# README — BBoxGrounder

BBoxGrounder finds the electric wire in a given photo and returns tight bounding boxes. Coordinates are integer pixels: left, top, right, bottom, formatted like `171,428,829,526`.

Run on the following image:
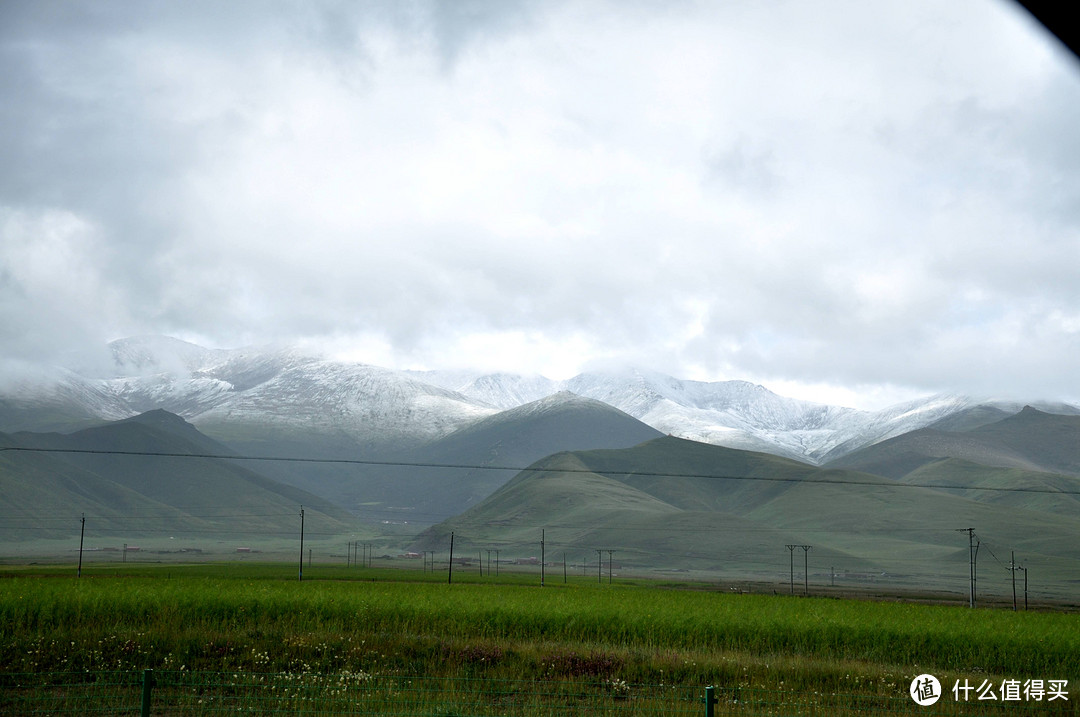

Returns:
3,445,1079,495
2,446,1071,584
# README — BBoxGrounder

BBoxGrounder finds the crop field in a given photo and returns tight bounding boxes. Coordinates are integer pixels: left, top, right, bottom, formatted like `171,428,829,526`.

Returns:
1,563,1077,714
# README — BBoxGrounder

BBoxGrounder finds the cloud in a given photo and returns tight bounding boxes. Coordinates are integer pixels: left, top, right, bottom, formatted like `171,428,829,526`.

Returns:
1,0,1078,407
0,208,129,360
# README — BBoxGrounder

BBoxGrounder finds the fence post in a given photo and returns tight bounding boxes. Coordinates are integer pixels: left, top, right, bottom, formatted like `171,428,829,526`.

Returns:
704,685,716,717
141,669,154,717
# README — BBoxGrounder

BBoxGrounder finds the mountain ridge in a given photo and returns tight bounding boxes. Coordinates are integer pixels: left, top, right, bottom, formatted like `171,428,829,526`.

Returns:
261,390,665,523
410,434,1080,595
0,409,352,540
2,335,1077,466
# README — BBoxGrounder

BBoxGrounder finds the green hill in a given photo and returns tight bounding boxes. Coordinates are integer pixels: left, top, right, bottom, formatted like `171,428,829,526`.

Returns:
246,392,664,526
0,410,352,542
828,407,1080,480
824,427,1041,479
0,397,105,434
966,406,1080,475
899,458,1080,515
413,436,1080,598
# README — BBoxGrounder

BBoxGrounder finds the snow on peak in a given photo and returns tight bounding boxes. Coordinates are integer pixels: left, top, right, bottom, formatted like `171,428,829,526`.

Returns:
106,335,227,378
7,336,1076,463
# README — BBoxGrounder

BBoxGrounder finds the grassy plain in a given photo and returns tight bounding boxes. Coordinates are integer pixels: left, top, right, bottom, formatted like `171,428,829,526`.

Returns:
2,562,1077,710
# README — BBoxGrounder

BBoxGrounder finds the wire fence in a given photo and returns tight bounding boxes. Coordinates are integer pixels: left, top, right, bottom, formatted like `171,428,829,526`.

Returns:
1,671,1071,716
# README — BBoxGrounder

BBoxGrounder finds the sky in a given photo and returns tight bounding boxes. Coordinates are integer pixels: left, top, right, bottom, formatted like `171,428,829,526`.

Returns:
1,1,1079,410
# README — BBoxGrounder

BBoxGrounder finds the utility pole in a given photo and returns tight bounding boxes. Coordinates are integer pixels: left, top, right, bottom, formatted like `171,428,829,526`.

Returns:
607,550,616,584
956,528,978,608
298,506,305,582
78,514,85,578
448,532,455,585
801,546,811,596
495,550,499,576
1010,551,1018,612
596,550,603,584
786,545,796,595
541,530,545,587
563,553,567,584
1022,566,1028,610
478,551,483,576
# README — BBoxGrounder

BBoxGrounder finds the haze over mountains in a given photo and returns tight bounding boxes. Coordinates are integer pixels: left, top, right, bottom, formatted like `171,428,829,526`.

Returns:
0,409,350,541
415,430,1080,597
4,336,1075,465
3,336,1080,597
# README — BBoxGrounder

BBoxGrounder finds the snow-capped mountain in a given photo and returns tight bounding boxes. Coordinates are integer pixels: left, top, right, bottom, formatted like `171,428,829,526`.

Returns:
2,337,496,448
2,336,1076,463
421,367,996,462
190,352,494,445
408,370,559,410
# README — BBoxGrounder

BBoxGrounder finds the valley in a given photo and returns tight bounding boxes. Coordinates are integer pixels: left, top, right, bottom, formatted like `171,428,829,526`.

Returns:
1,336,1079,604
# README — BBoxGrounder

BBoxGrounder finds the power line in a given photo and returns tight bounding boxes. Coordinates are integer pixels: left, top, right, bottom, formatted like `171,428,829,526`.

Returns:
0,514,1053,545
3,445,1079,496
974,533,1013,573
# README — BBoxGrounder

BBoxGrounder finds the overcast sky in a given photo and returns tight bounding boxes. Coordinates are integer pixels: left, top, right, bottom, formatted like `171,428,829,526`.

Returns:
2,1,1079,409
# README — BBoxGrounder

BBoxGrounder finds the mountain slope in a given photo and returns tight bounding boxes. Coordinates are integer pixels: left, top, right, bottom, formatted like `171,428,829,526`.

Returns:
413,436,824,552
0,364,132,433
413,436,1080,597
826,407,1080,479
408,370,560,410
2,337,1079,468
290,392,665,523
192,352,495,450
428,367,1045,464
822,427,1042,479
898,458,1080,516
965,407,1080,476
0,410,351,540
4,337,497,457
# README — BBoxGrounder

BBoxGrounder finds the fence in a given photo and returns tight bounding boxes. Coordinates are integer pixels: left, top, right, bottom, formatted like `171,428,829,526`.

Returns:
2,670,1070,716
3,671,693,715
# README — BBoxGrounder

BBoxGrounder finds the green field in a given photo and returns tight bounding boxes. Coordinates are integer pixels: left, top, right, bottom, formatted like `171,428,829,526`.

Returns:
1,563,1077,714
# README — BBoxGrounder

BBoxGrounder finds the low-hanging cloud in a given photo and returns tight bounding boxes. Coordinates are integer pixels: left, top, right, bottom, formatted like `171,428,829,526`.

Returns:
1,0,1078,408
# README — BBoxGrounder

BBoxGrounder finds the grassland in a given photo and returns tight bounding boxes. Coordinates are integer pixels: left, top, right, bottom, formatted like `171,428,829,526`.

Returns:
2,563,1077,713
